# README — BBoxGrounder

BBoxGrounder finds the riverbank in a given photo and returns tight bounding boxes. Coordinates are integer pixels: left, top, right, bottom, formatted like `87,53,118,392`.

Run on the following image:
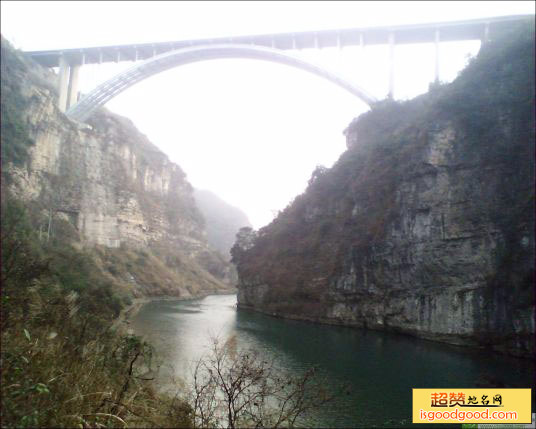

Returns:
236,303,533,360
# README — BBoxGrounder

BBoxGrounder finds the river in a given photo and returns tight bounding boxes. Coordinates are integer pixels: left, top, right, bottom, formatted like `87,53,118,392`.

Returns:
130,294,533,428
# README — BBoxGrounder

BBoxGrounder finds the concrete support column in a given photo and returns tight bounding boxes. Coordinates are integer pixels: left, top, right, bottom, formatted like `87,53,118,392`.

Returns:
57,55,70,112
388,32,395,99
483,22,490,43
434,29,440,83
67,64,80,109
357,33,365,83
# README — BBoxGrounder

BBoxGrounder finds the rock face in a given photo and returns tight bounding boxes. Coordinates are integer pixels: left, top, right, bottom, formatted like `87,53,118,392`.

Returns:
234,23,535,357
1,37,234,296
193,188,252,259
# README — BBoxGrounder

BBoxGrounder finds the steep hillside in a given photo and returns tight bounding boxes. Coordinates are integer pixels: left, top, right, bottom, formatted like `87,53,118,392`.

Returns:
1,36,234,298
233,22,535,357
194,188,252,258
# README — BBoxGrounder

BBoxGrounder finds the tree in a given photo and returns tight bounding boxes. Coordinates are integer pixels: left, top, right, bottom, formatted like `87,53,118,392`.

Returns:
230,227,257,266
307,165,328,187
189,335,341,429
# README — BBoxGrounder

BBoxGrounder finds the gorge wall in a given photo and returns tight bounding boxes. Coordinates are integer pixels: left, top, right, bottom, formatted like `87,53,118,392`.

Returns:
1,37,235,298
233,23,535,357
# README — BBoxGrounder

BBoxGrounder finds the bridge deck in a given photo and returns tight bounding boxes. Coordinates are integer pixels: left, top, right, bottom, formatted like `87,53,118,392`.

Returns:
25,14,532,67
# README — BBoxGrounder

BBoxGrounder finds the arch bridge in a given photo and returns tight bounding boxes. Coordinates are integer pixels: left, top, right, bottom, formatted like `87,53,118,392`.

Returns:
24,14,532,122
68,44,377,122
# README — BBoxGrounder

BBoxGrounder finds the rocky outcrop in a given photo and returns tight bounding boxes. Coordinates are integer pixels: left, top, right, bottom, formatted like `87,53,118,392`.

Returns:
1,36,234,297
234,23,535,357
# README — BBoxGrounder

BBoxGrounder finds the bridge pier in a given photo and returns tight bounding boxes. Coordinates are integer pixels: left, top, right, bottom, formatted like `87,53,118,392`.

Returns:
57,56,81,113
484,22,490,43
67,64,80,110
388,32,395,99
434,29,440,83
57,56,70,112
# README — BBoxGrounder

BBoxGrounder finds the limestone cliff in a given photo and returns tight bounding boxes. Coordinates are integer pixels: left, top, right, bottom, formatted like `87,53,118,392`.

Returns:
1,36,234,298
233,23,535,357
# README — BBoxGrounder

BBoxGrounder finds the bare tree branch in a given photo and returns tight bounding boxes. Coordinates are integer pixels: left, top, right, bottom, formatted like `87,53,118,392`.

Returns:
188,334,340,428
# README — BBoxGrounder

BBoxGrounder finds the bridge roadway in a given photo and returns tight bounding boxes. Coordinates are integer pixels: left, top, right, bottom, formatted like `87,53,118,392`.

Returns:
25,15,530,68
22,14,533,118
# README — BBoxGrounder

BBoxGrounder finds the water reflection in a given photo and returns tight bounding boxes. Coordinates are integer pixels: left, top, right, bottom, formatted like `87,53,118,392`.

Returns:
130,294,534,428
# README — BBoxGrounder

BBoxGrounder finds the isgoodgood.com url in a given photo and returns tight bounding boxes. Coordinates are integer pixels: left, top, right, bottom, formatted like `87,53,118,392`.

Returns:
420,408,518,422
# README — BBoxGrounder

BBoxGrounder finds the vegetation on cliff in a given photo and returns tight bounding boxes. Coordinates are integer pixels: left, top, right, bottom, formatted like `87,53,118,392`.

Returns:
0,38,35,171
1,36,58,172
232,21,535,355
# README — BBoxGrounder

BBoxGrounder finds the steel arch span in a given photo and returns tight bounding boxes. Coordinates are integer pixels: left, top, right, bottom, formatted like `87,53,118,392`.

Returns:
66,44,377,122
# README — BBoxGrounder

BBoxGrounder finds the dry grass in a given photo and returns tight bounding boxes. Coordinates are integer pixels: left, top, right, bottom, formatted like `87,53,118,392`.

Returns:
1,283,193,428
95,245,227,299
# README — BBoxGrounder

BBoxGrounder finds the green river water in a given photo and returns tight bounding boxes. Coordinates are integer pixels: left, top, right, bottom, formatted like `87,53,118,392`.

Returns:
130,294,534,428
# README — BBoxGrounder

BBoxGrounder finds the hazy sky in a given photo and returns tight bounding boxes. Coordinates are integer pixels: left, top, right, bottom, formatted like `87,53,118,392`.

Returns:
1,1,533,228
